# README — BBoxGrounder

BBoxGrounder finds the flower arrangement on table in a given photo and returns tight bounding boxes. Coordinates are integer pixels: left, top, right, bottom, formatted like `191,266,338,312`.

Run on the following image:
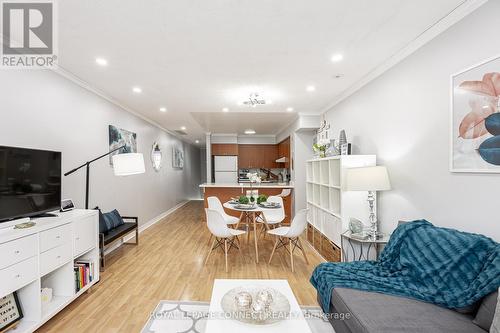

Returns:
313,138,330,158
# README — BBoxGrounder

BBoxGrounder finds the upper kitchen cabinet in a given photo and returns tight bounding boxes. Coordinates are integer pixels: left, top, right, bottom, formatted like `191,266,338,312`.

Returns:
238,144,278,169
277,137,291,168
211,144,238,156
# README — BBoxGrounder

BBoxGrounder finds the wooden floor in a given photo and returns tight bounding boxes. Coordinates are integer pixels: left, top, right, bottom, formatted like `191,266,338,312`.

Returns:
37,201,324,333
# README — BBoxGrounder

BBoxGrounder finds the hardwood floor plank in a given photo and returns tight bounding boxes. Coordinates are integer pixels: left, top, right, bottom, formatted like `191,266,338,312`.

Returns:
37,201,323,332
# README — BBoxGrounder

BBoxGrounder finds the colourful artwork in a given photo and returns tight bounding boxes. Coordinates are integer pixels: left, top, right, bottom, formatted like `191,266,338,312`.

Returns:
451,56,500,172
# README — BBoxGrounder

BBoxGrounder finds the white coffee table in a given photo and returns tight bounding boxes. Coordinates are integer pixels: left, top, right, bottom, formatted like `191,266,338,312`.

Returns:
205,279,312,333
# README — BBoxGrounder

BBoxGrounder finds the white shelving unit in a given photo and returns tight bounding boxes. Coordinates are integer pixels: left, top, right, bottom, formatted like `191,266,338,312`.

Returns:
305,155,376,261
0,209,99,333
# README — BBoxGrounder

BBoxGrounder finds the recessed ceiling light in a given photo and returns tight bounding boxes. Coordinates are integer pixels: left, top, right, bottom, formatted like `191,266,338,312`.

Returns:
286,107,294,112
195,140,200,144
306,85,316,92
95,57,108,66
244,129,256,135
330,54,344,62
222,107,229,112
132,86,142,93
180,126,187,131
159,107,167,112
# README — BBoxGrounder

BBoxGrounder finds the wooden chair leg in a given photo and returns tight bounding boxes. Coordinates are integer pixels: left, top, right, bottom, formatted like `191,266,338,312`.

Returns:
205,237,217,265
268,236,279,264
289,238,294,273
224,239,228,273
135,227,139,245
207,234,213,247
298,238,309,264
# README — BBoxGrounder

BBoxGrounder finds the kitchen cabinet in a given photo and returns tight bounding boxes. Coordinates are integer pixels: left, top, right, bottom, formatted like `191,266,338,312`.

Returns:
211,144,238,156
277,137,291,168
238,145,277,169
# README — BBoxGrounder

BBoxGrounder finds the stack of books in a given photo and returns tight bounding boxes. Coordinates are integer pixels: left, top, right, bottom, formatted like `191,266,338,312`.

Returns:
74,260,95,293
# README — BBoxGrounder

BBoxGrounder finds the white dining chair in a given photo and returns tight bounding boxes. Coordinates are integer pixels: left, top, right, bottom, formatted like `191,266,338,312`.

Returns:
207,196,240,225
277,188,291,197
257,196,285,238
205,209,246,272
267,209,309,272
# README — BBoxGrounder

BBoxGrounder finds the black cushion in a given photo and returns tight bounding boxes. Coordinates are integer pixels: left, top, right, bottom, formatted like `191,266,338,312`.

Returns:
102,222,137,245
101,209,124,233
473,291,499,331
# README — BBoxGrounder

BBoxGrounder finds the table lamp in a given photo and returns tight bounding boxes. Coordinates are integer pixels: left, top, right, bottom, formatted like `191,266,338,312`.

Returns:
345,166,391,240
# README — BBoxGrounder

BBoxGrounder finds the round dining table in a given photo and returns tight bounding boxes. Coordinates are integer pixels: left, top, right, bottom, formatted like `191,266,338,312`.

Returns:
223,201,273,263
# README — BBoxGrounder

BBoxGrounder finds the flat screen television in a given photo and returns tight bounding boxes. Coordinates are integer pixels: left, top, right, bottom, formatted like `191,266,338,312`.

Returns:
0,146,61,222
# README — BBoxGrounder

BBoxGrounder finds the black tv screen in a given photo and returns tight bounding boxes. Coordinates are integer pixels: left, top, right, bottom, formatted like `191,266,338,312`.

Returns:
0,146,61,222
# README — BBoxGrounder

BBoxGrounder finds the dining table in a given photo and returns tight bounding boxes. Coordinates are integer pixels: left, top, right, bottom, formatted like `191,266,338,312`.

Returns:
223,201,274,263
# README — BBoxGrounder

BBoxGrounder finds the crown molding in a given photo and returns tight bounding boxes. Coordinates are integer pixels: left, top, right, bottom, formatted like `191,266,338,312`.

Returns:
320,0,488,114
52,66,194,145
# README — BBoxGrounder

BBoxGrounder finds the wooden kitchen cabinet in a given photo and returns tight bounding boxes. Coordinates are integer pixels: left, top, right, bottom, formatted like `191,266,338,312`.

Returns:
277,137,291,168
238,144,277,169
211,144,238,156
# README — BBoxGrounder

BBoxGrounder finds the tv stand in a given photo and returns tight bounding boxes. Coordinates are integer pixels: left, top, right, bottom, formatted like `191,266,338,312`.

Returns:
0,209,99,333
31,212,59,219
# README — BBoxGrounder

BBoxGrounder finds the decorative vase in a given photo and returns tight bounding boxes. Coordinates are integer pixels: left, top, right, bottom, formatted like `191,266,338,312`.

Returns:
339,130,347,147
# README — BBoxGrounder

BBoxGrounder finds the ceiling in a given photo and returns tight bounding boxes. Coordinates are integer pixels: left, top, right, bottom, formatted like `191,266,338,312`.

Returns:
57,0,472,144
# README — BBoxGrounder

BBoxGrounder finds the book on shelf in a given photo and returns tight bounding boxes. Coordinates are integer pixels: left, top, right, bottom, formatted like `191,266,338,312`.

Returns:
74,260,95,293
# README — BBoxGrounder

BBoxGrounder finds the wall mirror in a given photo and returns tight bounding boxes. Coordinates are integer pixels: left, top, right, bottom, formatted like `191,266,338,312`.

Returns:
151,142,162,171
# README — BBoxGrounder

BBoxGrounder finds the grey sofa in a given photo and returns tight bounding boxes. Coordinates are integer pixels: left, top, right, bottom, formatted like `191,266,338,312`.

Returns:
324,288,498,333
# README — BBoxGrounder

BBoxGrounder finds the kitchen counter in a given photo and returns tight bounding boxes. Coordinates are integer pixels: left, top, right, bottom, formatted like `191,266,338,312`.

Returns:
200,183,294,224
199,182,294,189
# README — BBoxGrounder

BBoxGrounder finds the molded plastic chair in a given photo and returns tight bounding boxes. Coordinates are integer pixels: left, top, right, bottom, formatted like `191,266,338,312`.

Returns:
204,209,245,272
277,188,291,197
267,209,309,272
207,196,240,225
257,196,286,238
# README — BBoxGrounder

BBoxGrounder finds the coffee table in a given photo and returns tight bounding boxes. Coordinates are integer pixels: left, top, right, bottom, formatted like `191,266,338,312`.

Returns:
205,279,312,333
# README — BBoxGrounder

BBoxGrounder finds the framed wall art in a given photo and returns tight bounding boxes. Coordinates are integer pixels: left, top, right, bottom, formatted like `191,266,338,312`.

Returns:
450,55,500,173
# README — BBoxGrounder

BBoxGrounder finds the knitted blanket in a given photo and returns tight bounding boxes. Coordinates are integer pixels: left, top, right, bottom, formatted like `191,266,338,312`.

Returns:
311,220,500,312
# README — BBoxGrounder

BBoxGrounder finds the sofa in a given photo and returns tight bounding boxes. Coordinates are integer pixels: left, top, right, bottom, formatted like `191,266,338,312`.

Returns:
324,288,498,333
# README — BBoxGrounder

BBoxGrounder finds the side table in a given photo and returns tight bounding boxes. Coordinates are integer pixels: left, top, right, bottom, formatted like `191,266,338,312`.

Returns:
340,231,390,262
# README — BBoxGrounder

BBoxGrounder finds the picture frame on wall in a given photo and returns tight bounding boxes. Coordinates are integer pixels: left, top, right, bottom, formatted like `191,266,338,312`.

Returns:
0,292,23,332
450,54,500,173
172,144,184,169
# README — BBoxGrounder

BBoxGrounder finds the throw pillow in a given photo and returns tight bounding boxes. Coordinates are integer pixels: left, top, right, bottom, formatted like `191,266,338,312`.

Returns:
102,209,125,233
94,207,108,234
490,289,500,333
473,290,499,331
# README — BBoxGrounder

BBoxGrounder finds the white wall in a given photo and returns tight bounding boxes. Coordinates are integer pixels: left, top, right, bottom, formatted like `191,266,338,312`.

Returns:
0,69,201,226
276,118,316,215
323,0,500,241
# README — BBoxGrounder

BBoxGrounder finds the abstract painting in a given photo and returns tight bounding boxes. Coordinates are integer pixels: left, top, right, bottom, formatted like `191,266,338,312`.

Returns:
451,55,500,173
172,144,184,169
108,125,137,165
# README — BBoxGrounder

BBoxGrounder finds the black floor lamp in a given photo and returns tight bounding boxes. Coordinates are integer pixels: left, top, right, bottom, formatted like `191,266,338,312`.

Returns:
64,145,145,209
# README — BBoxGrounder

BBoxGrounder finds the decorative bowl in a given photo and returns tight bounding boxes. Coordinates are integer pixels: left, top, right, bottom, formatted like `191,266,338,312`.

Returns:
221,286,290,325
235,203,256,210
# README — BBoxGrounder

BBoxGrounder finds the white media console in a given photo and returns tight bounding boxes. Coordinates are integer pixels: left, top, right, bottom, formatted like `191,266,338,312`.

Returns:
0,209,99,332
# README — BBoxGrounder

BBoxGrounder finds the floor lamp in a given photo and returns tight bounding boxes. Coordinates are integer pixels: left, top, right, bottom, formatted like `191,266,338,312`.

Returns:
345,166,391,240
64,145,145,209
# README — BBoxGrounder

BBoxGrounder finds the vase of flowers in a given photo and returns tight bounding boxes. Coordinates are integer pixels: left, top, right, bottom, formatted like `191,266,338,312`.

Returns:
247,172,261,204
313,138,330,158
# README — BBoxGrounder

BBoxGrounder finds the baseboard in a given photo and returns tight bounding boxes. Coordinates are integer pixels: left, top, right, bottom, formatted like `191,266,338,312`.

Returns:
104,200,189,255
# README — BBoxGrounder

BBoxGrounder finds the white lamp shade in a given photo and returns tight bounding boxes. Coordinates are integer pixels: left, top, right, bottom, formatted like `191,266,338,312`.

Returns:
345,166,391,191
112,153,145,176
